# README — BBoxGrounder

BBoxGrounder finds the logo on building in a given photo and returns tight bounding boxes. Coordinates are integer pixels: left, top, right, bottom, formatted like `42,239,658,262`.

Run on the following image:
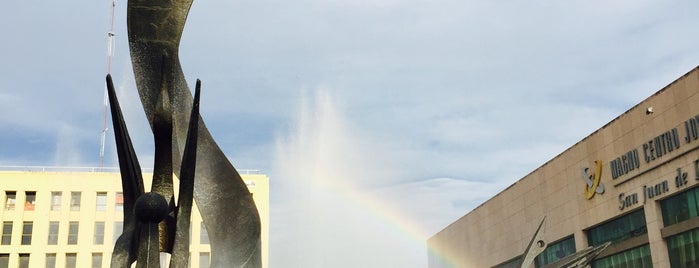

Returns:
583,160,605,199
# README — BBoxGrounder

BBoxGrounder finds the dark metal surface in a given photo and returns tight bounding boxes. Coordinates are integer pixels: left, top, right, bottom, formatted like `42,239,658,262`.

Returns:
108,73,238,267
107,1,261,267
107,74,142,267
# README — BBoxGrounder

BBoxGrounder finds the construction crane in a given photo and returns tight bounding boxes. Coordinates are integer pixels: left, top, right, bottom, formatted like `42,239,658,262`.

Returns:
100,0,117,170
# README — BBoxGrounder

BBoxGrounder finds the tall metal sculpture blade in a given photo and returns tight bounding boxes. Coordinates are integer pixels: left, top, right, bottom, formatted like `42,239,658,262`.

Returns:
169,80,201,268
106,74,145,266
151,54,176,253
520,218,547,268
127,1,261,267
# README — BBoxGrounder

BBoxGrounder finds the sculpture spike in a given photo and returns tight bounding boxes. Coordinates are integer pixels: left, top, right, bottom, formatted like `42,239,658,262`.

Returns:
169,79,201,268
106,74,145,267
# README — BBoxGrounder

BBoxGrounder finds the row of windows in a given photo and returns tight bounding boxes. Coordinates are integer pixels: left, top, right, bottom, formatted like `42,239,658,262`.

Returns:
0,252,212,268
588,185,699,268
0,221,209,246
3,191,124,212
493,236,578,268
661,186,699,267
0,253,75,268
534,236,576,267
497,185,699,268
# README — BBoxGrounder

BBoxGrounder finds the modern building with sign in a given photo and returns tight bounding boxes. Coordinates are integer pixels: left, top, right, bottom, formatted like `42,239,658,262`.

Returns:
0,168,269,268
428,66,699,268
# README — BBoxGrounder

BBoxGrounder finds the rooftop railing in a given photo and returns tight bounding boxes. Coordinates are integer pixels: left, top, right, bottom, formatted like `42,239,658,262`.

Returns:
0,166,262,174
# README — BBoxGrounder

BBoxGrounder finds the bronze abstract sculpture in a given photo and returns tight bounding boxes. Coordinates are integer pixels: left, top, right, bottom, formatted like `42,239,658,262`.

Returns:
519,218,609,268
107,0,261,267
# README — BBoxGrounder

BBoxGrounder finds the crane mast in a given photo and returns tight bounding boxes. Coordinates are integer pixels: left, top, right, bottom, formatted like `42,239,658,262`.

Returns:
100,0,116,170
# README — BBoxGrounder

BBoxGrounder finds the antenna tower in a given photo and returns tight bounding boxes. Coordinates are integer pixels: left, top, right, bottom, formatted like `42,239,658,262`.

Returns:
100,0,117,170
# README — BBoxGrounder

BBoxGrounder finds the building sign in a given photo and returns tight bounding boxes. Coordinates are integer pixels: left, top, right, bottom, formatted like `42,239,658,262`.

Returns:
588,113,699,205
618,165,696,211
583,161,605,200
611,113,699,181
610,148,640,180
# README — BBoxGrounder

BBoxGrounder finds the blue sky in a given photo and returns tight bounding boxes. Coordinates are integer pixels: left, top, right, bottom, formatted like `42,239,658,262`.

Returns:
1,1,699,267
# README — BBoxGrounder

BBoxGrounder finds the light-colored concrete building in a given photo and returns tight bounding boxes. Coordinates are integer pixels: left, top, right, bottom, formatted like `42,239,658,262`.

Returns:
428,66,699,268
0,168,269,268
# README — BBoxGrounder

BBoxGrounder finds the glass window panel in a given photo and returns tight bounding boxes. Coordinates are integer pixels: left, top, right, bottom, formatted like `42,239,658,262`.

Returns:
51,192,62,211
47,222,59,245
0,254,8,268
21,222,32,245
667,227,699,267
68,222,79,245
535,235,576,267
70,192,81,211
159,253,168,268
96,192,107,211
25,192,36,211
115,192,124,211
494,256,521,268
5,191,16,210
18,253,29,268
113,221,123,244
200,222,209,244
92,253,102,268
199,252,210,268
93,222,104,245
65,253,77,268
45,253,56,268
592,244,652,268
587,209,647,246
661,187,699,226
1,221,12,245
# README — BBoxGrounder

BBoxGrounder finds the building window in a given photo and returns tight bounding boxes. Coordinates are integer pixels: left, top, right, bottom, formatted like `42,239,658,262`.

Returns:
21,222,32,245
535,235,576,267
93,222,105,245
91,253,102,268
5,191,16,210
115,192,124,211
65,253,77,268
661,186,699,226
24,191,36,211
46,253,56,268
200,222,209,244
70,192,81,211
18,253,30,268
47,221,59,245
592,244,652,268
199,252,211,268
494,256,521,268
667,227,699,267
159,253,168,267
50,192,62,211
96,192,107,211
68,222,79,245
1,221,12,245
587,209,647,246
113,221,123,244
0,254,8,268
